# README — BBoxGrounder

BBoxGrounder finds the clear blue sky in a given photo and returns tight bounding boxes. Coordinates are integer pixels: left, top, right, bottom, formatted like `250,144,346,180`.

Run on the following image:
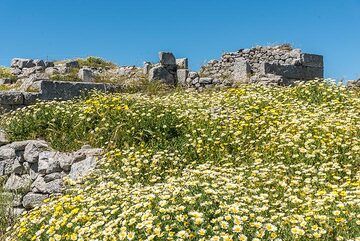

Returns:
0,0,359,80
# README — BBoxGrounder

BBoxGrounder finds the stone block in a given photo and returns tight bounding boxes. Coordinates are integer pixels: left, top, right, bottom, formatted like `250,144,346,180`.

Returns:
177,69,189,85
261,63,323,80
39,80,107,100
233,59,251,83
0,92,24,105
148,66,176,85
176,58,188,69
69,156,97,180
300,53,323,68
159,52,176,66
22,192,48,209
23,92,41,105
78,68,94,82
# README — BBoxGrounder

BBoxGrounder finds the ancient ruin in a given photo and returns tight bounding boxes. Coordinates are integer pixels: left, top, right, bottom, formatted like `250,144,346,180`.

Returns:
0,44,335,112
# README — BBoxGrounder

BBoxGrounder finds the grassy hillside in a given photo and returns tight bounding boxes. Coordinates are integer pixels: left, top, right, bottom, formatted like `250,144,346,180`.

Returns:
2,81,360,241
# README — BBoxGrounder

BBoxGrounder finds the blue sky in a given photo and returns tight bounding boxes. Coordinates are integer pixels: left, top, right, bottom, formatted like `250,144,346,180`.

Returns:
0,0,359,80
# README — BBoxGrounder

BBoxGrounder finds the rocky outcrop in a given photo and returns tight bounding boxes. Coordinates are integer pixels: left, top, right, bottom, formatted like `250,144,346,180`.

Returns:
0,140,102,216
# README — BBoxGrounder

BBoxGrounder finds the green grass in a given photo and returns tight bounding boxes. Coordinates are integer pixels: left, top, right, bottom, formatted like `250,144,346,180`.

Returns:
0,67,17,82
77,56,117,69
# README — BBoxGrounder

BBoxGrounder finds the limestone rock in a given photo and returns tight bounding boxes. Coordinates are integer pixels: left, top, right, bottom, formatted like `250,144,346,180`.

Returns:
31,176,63,193
233,59,251,83
176,58,188,69
0,130,10,147
4,174,31,191
159,52,176,67
177,69,189,85
69,156,97,180
38,151,62,174
0,146,16,160
11,58,36,69
149,66,176,85
22,192,48,209
78,68,94,82
23,140,50,163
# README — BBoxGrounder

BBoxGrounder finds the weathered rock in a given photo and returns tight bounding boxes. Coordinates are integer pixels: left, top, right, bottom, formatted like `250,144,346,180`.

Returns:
0,78,14,84
176,58,188,69
38,151,62,174
0,92,24,105
233,59,251,83
149,66,176,85
177,69,189,85
39,80,108,100
9,140,31,151
159,52,176,67
78,68,94,82
12,158,24,174
11,58,35,69
143,62,152,75
300,53,323,68
23,162,39,180
31,176,63,193
44,172,65,182
33,59,46,68
13,207,26,216
0,159,15,176
0,129,9,146
22,192,48,209
261,63,324,80
199,77,213,84
4,174,31,191
69,156,97,180
23,140,50,163
0,146,16,160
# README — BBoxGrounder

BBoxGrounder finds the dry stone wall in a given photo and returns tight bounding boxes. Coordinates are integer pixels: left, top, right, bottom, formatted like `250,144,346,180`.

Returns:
0,140,102,216
198,44,324,87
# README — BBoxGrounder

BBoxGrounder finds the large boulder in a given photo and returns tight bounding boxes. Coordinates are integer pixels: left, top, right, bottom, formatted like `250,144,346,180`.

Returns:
149,66,176,85
176,58,188,69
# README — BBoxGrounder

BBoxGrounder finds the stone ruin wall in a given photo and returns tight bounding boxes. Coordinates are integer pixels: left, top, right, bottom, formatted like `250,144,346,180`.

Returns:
197,44,324,86
200,45,302,80
0,139,102,216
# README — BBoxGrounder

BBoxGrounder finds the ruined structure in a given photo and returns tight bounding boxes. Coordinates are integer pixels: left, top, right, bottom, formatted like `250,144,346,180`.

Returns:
0,44,328,111
0,139,102,215
198,44,324,87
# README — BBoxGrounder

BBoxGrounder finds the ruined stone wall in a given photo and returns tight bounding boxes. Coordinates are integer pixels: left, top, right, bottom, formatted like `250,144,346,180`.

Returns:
0,140,102,216
199,44,302,80
196,44,324,87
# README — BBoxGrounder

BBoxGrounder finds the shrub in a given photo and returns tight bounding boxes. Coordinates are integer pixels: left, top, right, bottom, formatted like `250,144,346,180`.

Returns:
78,56,116,69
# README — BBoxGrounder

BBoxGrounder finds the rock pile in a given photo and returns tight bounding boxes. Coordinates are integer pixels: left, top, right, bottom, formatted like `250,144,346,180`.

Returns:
0,140,102,215
147,52,181,85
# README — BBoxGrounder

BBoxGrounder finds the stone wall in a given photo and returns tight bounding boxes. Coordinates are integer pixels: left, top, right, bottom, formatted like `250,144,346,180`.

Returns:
197,44,324,87
0,140,102,216
0,80,123,113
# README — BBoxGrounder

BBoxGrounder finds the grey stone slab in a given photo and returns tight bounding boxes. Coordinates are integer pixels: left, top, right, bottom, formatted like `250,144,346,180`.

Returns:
261,63,323,80
39,80,107,100
233,59,251,83
177,69,189,85
300,53,323,68
0,92,24,105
